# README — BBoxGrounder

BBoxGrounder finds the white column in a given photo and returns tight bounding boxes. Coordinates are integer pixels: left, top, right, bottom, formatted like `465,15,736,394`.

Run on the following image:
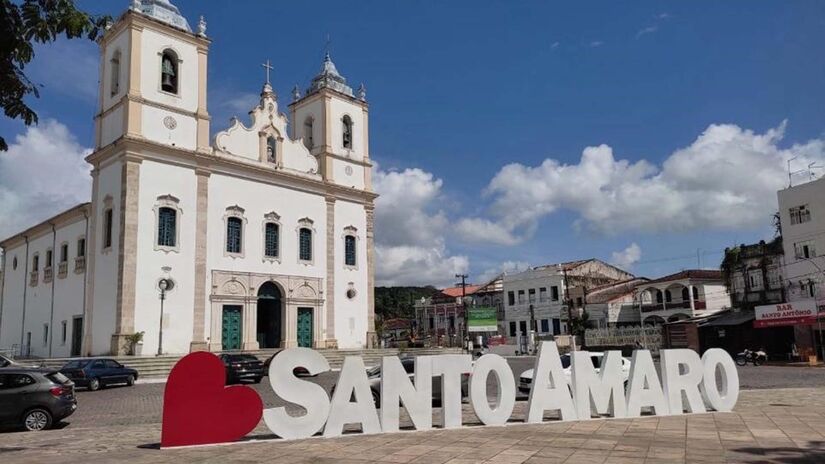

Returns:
688,284,696,314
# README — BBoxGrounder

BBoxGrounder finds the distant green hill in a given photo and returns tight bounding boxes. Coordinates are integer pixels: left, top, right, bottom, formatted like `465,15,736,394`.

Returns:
375,286,440,320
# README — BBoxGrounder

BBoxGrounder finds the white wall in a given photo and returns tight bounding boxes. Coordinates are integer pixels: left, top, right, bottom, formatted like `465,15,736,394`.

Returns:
139,29,198,112
778,177,825,303
502,268,565,335
49,220,88,358
133,159,198,355
333,200,368,348
0,241,27,352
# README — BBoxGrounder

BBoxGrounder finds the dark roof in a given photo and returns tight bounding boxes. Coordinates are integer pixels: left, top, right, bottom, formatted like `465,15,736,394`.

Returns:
645,269,723,285
701,310,755,327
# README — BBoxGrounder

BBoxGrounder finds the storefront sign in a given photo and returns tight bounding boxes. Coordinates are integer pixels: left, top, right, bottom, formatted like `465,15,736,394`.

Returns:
754,300,820,328
160,343,739,448
468,306,498,332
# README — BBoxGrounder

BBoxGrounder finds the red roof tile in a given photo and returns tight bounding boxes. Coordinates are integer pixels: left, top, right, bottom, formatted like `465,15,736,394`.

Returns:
644,269,723,285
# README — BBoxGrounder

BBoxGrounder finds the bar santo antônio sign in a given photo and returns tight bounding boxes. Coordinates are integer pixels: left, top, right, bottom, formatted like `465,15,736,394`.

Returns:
754,299,823,328
160,343,740,448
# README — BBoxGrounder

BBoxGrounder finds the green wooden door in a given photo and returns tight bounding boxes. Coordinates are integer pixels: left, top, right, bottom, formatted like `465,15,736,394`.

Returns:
297,308,313,348
222,305,242,350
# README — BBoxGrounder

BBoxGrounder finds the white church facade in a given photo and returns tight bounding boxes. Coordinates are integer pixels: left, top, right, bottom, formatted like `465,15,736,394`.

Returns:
0,0,377,357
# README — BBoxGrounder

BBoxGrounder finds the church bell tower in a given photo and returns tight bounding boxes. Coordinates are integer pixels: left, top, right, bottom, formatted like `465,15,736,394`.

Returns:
289,53,372,192
94,0,211,154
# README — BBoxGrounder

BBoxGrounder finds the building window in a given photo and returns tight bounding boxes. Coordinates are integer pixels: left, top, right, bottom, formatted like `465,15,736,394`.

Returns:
61,321,67,345
299,227,313,262
60,243,68,263
681,287,689,301
551,286,559,301
226,217,243,254
576,297,583,307
804,281,816,298
748,269,764,291
43,324,49,346
45,249,53,269
664,289,672,303
507,291,515,306
693,286,699,301
655,290,663,304
110,49,121,95
266,136,277,163
12,256,17,270
344,235,357,267
103,208,113,250
342,115,353,149
528,288,536,304
767,268,781,289
160,49,179,94
789,205,811,225
519,320,527,335
77,238,86,257
32,254,39,271
517,290,525,304
157,207,177,247
264,222,279,258
794,240,817,259
539,287,547,302
540,319,550,333
509,321,517,337
303,117,314,149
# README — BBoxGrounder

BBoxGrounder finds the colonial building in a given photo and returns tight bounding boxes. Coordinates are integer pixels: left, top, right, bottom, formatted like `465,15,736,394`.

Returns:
721,239,785,310
0,1,376,357
636,270,730,325
585,277,649,327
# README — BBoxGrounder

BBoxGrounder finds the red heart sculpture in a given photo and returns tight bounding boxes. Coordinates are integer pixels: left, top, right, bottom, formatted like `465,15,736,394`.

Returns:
161,352,263,448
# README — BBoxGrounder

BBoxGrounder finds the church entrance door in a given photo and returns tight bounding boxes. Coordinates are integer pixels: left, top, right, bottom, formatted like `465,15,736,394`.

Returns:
297,307,313,348
222,305,242,350
257,282,282,348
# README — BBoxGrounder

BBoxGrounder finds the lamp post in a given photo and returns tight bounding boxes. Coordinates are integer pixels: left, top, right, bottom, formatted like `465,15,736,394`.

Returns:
455,273,469,350
157,277,174,356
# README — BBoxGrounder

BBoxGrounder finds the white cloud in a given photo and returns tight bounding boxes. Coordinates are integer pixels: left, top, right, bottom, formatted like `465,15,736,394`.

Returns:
589,40,604,48
0,120,92,239
636,26,658,39
550,41,560,50
454,217,522,246
477,260,530,284
611,243,641,270
458,122,825,244
373,168,468,287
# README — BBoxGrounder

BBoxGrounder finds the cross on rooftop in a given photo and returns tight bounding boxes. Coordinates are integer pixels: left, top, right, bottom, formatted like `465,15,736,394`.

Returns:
261,59,273,85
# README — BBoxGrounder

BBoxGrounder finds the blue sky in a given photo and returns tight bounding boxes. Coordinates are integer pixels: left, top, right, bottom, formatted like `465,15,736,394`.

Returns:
1,1,824,286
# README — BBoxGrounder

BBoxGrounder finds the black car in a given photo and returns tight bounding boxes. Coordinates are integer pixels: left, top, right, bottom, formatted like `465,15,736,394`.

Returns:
220,354,265,384
0,368,77,431
263,351,311,377
59,358,139,391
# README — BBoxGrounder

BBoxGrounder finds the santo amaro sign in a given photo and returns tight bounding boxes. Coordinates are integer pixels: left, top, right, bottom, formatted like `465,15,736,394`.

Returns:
754,299,822,328
160,343,739,448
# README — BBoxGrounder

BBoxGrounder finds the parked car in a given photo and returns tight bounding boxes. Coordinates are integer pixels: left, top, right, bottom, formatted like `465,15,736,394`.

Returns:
59,358,138,391
332,357,471,408
0,368,77,431
518,352,631,394
220,353,265,384
0,354,43,369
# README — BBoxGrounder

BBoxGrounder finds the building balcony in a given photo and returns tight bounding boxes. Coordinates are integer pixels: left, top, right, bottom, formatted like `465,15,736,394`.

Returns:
29,271,39,286
641,300,706,313
43,267,53,283
74,256,86,273
58,262,68,278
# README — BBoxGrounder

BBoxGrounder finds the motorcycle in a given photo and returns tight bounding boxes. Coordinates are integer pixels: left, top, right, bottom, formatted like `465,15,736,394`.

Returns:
735,348,767,366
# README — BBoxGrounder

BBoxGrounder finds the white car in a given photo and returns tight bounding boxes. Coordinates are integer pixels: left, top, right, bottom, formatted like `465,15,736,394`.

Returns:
518,352,631,393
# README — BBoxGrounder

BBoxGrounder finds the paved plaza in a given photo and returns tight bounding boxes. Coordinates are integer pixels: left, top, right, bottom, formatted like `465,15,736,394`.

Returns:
1,362,825,463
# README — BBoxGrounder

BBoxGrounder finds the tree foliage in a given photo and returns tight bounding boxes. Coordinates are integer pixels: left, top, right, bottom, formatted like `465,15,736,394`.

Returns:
375,286,439,321
0,0,110,150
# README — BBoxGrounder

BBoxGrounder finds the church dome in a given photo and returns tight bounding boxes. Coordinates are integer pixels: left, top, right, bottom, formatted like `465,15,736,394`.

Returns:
306,52,353,97
132,0,191,32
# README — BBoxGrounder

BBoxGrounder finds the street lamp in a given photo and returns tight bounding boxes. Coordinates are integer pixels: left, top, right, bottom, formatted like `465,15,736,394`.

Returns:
157,277,174,356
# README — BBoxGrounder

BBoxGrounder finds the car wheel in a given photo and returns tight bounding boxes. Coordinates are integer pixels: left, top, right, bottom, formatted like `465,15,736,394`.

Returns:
88,378,101,391
23,409,52,431
126,375,135,386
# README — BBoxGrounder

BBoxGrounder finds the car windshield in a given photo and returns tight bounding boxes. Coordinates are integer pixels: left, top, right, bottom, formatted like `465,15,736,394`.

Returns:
62,360,89,369
230,355,259,362
366,366,381,377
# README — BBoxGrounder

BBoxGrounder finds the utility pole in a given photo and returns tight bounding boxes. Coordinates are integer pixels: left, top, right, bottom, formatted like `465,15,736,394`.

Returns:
456,273,469,350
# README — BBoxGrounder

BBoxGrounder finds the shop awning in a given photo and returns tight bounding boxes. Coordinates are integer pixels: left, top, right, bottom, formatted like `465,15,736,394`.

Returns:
701,310,755,327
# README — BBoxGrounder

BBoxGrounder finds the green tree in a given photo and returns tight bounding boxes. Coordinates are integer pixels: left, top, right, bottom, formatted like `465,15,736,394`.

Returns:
0,0,110,150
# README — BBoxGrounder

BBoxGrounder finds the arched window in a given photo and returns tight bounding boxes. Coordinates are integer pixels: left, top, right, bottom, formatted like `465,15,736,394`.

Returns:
681,287,689,301
160,49,179,94
226,217,243,254
299,227,312,262
303,118,314,149
264,222,279,258
693,286,699,301
266,136,277,163
32,254,39,271
655,290,663,304
342,115,353,149
664,289,672,303
110,50,121,95
157,207,177,247
344,235,356,267
103,208,114,250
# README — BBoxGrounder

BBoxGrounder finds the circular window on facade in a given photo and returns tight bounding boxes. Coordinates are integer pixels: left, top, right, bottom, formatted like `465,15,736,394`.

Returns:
346,285,357,300
12,256,18,270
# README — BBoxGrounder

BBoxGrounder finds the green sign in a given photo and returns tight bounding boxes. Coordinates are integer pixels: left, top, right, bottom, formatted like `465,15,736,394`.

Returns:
468,306,498,332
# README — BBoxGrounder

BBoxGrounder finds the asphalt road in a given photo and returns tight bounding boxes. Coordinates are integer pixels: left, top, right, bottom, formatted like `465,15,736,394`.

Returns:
54,356,825,431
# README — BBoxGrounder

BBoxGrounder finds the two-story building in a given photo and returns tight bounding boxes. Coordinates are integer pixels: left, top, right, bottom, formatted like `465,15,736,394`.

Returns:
637,270,731,325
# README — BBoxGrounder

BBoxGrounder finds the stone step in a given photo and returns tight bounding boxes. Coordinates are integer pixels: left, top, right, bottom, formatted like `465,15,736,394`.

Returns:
32,347,465,379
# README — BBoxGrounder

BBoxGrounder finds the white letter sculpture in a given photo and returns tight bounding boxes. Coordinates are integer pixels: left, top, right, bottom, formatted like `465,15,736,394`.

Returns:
660,349,706,414
325,356,382,437
469,354,516,426
527,342,577,422
570,350,627,419
432,354,473,428
263,347,331,439
625,349,669,417
700,348,739,412
380,356,433,432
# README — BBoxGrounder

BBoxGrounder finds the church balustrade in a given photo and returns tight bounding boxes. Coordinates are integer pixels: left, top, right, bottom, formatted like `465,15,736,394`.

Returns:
58,262,68,278
29,271,39,287
74,256,86,273
43,267,53,283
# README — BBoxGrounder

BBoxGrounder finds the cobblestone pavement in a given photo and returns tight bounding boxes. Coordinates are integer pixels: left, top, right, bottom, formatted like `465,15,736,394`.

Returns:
2,385,825,463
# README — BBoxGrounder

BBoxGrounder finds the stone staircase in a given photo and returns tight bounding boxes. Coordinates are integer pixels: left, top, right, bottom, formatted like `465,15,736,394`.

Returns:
34,347,465,379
